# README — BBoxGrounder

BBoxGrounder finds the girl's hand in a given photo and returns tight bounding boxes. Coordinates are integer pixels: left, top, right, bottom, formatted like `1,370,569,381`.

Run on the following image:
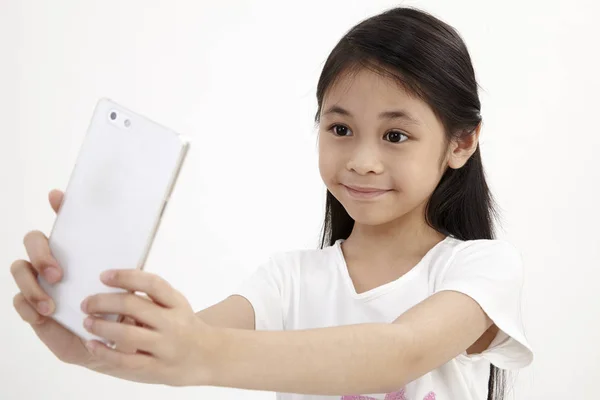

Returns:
12,190,147,372
81,269,217,386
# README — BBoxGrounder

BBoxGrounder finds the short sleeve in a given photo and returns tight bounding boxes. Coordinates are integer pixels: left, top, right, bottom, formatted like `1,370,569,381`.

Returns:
231,257,285,331
435,239,534,370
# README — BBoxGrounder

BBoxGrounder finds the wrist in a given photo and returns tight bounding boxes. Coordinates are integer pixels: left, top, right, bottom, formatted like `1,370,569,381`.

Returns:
191,323,228,387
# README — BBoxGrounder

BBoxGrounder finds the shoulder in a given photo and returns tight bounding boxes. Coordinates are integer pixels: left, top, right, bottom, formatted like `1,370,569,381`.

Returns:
431,236,524,284
429,237,533,369
265,240,342,275
441,236,521,257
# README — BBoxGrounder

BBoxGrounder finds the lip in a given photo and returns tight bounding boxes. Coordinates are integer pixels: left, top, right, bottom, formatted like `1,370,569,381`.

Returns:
343,184,391,199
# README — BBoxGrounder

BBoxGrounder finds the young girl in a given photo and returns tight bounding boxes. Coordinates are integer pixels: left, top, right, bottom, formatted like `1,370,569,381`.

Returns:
11,6,533,400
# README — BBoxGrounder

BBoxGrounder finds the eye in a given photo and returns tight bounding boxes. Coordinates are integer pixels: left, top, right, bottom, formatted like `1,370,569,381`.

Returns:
384,130,408,143
329,124,352,137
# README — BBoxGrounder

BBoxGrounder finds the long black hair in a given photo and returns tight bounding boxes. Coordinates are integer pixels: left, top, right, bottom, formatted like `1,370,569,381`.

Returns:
314,6,505,400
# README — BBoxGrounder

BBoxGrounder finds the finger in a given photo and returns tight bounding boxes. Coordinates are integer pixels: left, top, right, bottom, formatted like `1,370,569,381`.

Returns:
100,270,187,309
83,317,160,354
49,189,64,214
85,339,155,377
23,230,62,284
13,293,48,324
115,317,143,354
82,293,165,329
10,260,55,315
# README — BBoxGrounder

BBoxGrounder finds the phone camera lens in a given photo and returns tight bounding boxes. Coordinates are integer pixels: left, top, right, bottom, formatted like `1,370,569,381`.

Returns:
110,111,117,120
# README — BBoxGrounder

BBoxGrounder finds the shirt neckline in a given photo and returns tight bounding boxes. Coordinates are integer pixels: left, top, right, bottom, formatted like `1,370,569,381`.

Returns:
333,235,452,301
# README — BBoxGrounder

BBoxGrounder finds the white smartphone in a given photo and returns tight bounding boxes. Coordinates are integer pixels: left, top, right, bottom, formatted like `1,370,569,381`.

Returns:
39,98,189,343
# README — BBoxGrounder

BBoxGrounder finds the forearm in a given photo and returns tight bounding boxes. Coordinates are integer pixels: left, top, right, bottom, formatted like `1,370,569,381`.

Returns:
207,323,417,395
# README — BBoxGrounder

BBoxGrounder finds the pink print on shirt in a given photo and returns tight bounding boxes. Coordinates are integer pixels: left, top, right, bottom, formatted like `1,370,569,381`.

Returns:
341,389,435,400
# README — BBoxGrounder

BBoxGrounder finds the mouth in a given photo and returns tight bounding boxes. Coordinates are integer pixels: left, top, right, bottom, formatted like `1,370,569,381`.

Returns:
342,184,392,199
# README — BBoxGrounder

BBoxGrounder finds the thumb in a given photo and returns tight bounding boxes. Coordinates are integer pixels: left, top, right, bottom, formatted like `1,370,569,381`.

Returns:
48,189,64,214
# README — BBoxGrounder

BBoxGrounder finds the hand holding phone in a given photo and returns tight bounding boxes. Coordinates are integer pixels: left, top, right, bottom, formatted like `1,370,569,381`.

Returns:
12,190,141,365
12,98,189,351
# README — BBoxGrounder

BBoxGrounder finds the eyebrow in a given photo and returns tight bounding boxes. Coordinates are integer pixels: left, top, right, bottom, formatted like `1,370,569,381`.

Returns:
322,105,421,125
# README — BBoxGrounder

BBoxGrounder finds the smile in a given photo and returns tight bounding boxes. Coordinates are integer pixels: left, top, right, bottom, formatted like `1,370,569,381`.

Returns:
343,185,392,199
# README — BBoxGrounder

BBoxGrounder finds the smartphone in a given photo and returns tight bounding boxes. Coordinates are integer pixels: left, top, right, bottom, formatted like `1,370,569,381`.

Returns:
39,98,189,343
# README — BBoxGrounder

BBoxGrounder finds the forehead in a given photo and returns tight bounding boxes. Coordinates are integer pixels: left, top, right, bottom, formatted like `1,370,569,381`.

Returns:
322,67,443,132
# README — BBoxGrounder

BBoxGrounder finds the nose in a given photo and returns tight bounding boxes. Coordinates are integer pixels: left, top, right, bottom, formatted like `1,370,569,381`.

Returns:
346,144,384,175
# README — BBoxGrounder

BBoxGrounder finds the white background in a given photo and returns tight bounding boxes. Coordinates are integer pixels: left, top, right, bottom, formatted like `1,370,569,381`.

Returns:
2,0,598,399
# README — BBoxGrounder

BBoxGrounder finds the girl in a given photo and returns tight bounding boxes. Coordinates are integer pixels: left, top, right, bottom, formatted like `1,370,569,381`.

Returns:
11,6,533,400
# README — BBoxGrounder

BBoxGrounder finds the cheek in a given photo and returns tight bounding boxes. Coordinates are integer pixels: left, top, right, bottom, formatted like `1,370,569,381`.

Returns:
318,137,338,183
319,159,341,186
390,157,438,195
318,148,334,185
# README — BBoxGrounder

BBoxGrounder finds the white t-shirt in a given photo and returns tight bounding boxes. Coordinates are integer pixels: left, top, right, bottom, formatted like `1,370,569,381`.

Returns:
233,235,534,400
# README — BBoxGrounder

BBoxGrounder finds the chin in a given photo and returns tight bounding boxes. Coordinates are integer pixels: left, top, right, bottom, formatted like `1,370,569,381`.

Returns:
344,206,399,226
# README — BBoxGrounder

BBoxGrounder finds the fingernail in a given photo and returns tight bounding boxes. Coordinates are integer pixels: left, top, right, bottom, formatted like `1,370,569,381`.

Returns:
100,270,115,282
85,340,96,354
37,300,51,315
81,297,88,313
43,267,60,284
84,317,93,330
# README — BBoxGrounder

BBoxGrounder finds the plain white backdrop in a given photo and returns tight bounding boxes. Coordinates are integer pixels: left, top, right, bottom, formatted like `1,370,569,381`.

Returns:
2,0,599,399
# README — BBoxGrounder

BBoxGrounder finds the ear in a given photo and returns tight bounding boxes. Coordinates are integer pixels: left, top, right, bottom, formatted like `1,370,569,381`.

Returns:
446,123,481,170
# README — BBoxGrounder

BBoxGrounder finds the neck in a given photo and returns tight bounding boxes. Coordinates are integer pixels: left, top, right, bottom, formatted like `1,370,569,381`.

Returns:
341,203,446,267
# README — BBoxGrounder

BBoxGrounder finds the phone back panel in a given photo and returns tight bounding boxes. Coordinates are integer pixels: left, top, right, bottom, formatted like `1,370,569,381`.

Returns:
39,98,188,343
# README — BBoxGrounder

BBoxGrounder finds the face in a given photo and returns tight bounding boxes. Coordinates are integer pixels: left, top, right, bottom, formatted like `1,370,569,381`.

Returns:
318,67,476,228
